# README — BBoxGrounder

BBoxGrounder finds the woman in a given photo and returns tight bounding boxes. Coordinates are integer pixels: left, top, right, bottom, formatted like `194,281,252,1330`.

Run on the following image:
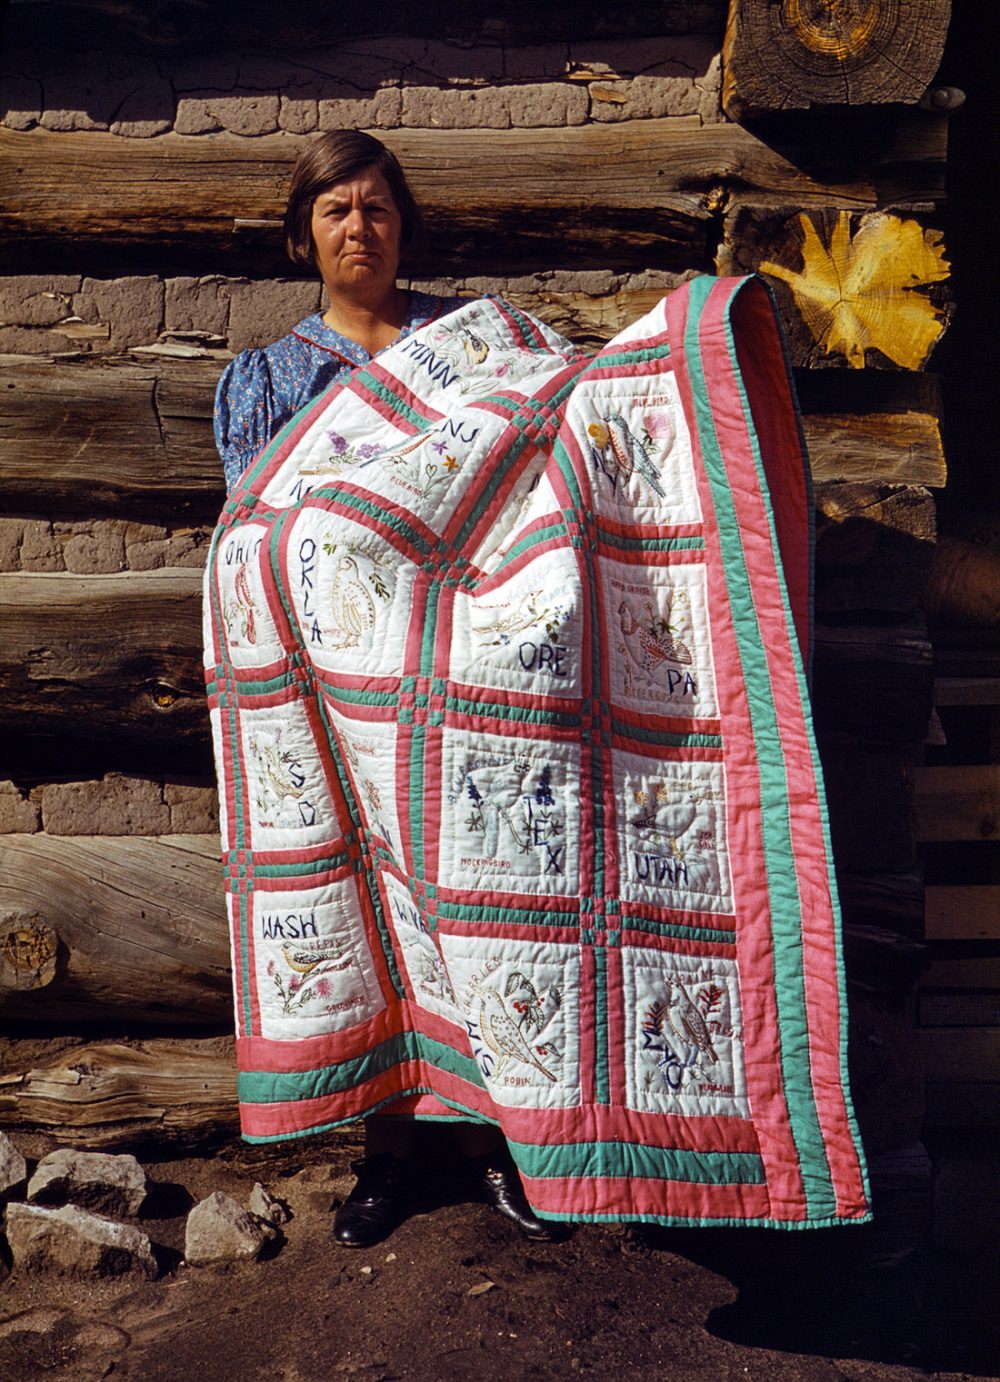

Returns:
214,131,557,1247
216,131,464,496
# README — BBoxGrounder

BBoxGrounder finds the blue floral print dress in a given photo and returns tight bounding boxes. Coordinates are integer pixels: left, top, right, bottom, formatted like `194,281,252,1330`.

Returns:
214,291,465,494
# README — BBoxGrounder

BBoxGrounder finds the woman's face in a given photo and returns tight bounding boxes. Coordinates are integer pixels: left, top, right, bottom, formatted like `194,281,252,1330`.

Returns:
310,166,403,302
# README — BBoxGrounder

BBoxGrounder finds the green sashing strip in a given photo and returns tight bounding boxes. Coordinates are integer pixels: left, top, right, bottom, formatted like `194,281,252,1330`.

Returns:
238,1031,484,1105
435,900,579,928
619,912,736,946
508,1139,763,1186
721,288,868,1203
609,718,721,751
595,529,705,555
683,275,833,1218
444,694,579,730
593,946,610,1105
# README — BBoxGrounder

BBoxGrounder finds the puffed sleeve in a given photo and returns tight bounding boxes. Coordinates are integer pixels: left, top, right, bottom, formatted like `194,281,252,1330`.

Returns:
214,349,277,495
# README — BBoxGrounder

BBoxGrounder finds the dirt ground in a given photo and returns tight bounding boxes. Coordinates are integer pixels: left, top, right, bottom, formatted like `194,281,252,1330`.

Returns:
0,1127,996,1382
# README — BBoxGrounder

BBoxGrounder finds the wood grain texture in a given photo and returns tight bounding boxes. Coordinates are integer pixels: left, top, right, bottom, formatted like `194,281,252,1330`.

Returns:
0,117,946,275
0,1038,239,1148
925,886,1000,941
913,765,1000,843
0,355,945,523
0,357,223,520
723,0,952,118
0,834,229,1024
0,569,208,747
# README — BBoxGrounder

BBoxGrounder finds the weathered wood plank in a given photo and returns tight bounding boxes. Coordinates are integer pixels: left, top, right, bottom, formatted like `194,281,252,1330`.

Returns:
722,0,951,119
918,990,1000,1028
0,355,945,521
814,483,936,616
0,834,229,1025
0,1038,239,1149
805,413,945,486
925,885,1000,941
913,765,1000,843
933,678,1000,707
0,357,224,520
0,118,947,275
812,621,935,744
0,570,208,748
919,1028,1000,1083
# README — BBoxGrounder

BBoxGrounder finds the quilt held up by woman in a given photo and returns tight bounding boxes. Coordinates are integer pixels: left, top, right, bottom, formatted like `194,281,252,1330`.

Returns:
204,276,870,1228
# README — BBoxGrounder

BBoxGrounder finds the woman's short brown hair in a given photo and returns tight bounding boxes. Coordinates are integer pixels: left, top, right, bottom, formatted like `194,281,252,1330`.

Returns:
283,130,423,268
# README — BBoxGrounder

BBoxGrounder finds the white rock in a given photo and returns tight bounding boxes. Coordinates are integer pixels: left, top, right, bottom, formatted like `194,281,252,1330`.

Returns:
28,1149,147,1216
0,1131,27,1197
184,1191,270,1266
5,1203,157,1278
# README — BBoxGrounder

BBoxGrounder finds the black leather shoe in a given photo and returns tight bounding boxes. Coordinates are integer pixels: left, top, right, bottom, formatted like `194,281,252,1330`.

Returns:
478,1159,560,1242
332,1155,407,1248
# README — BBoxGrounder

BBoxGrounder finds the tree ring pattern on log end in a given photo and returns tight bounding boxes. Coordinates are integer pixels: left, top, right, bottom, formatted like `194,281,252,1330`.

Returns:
759,210,950,371
723,0,952,115
781,0,899,74
1,916,59,991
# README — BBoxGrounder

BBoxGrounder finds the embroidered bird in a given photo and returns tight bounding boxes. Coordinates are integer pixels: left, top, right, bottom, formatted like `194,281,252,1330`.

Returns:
592,411,666,498
479,985,557,1082
628,781,700,851
255,740,306,803
664,977,719,1067
618,600,692,681
329,554,376,649
233,562,257,644
472,589,566,645
460,329,490,366
467,756,533,856
280,940,352,975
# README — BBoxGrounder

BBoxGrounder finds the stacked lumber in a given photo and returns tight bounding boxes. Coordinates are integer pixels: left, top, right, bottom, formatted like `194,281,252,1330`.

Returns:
0,0,965,1144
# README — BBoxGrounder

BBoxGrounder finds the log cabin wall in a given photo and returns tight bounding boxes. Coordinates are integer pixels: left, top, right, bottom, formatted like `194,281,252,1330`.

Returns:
1,0,982,1154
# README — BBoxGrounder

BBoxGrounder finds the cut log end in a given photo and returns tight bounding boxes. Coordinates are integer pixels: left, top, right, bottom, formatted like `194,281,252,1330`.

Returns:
0,916,59,992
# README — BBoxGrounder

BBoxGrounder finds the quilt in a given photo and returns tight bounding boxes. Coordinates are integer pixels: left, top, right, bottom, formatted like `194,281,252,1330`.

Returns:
204,276,870,1227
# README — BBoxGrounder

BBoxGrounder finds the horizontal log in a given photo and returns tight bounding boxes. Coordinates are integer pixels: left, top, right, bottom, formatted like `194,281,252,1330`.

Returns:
923,1081,1000,1129
925,886,1000,941
805,413,945,486
922,952,1000,990
0,834,229,1025
0,1038,239,1149
812,621,935,744
0,355,945,522
4,0,695,52
813,483,936,617
912,765,1000,843
722,0,951,119
919,1028,1000,1084
933,677,1000,707
0,357,224,521
0,117,947,275
0,569,209,750
918,990,1000,1028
